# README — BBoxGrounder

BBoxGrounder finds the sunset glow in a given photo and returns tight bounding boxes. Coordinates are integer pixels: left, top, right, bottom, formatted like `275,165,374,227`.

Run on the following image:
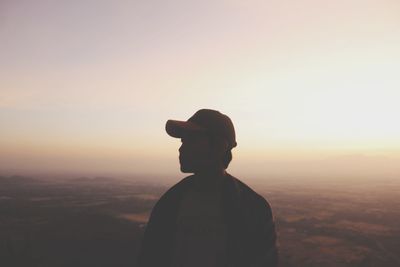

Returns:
1,0,399,178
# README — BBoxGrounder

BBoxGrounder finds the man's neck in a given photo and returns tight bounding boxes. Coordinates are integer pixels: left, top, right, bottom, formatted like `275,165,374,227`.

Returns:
193,168,227,189
196,168,226,177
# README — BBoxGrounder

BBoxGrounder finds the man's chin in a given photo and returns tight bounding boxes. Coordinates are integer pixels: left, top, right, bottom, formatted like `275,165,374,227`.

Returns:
180,165,195,173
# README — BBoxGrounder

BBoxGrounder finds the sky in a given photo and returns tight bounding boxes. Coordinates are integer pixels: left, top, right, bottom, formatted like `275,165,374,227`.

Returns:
0,0,399,180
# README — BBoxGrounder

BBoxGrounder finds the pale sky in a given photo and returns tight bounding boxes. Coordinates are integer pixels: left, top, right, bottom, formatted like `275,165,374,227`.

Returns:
1,0,399,179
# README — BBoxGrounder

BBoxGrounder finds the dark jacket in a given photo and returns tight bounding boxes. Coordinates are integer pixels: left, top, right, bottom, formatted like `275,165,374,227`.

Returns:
136,173,278,267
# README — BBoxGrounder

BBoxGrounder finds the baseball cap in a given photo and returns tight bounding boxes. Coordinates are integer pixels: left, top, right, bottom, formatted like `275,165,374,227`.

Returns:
165,109,237,149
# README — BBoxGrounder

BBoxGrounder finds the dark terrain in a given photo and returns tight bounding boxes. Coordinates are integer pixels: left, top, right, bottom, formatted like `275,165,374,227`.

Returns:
1,174,399,267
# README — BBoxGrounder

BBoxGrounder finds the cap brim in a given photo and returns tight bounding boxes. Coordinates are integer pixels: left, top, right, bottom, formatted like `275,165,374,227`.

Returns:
165,120,206,138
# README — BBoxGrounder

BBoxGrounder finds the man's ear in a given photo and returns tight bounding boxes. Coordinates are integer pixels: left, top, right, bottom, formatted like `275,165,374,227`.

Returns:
219,139,229,154
215,139,229,161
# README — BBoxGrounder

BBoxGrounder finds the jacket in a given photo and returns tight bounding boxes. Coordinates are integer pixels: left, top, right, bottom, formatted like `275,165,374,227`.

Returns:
136,173,278,267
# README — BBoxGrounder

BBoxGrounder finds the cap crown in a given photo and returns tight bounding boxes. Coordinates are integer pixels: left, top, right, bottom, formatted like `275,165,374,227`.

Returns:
188,109,237,149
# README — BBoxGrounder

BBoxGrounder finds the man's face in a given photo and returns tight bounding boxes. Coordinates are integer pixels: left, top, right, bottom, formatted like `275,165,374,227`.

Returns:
178,133,215,173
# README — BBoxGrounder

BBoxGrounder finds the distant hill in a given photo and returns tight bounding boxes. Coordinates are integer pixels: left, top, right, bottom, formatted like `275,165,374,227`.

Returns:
0,175,41,184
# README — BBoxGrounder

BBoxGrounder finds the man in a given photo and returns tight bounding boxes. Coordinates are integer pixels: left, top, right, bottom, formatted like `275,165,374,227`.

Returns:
136,109,278,267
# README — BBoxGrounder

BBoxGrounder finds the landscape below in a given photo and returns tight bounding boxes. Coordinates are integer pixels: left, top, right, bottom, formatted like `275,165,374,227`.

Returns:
0,174,399,267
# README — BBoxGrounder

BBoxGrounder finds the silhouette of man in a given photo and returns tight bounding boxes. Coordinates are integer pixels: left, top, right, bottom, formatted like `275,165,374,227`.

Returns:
136,109,278,267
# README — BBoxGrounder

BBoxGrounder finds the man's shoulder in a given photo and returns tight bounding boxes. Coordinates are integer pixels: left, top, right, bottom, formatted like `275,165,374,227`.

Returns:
147,175,195,218
229,174,273,214
167,174,195,192
229,174,263,200
156,175,195,202
155,173,272,211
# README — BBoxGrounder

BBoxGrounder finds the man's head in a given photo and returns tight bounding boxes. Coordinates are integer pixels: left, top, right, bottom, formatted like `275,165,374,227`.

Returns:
165,109,237,174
